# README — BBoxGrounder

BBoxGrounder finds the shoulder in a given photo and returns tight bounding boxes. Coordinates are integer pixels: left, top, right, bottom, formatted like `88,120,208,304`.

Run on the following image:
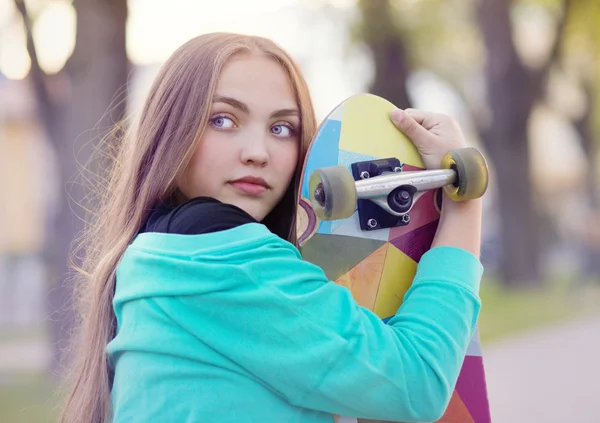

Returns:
119,219,313,299
141,196,257,236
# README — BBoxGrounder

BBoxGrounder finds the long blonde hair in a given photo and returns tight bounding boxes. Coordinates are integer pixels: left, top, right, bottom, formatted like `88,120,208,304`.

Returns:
61,32,317,423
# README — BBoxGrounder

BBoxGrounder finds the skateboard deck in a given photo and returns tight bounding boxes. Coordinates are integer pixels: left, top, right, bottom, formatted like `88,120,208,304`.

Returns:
296,93,491,423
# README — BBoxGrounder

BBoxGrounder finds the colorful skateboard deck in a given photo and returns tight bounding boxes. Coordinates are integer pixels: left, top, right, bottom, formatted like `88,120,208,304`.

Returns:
296,94,491,423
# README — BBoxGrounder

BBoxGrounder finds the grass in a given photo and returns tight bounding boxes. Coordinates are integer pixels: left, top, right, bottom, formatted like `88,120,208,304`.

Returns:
478,273,600,344
0,327,47,344
0,372,60,423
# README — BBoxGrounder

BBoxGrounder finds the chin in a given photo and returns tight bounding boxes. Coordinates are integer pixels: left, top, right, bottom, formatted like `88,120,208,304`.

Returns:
246,207,269,222
229,198,268,222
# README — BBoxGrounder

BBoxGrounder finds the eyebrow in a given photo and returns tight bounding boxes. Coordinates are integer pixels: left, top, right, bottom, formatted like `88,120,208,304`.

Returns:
212,95,300,119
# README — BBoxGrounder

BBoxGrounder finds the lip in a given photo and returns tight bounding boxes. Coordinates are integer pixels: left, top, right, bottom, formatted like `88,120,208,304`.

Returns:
229,176,270,196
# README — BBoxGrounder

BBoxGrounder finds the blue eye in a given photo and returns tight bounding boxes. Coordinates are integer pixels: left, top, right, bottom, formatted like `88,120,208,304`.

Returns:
210,115,235,129
271,123,295,138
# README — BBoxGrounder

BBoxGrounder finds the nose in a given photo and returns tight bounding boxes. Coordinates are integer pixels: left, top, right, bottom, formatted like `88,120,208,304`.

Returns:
240,130,269,167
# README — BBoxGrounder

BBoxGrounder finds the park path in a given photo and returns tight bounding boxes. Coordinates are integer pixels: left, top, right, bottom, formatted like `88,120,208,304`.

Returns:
483,314,600,423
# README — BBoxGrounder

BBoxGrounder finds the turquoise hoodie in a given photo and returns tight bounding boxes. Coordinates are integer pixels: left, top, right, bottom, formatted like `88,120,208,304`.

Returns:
106,222,482,423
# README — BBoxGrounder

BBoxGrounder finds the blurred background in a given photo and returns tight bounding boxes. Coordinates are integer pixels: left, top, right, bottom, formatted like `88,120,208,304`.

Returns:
0,0,599,422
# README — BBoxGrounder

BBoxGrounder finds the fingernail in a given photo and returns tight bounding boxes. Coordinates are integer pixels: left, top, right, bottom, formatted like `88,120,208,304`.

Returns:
390,109,406,123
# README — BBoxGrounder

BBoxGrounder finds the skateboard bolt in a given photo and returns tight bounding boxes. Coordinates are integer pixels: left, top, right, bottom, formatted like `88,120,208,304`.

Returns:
396,190,411,205
367,218,378,228
360,171,370,179
314,183,326,206
401,214,410,224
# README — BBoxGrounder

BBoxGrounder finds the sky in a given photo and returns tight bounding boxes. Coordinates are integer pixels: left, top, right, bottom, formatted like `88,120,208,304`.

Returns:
0,0,356,77
0,0,365,119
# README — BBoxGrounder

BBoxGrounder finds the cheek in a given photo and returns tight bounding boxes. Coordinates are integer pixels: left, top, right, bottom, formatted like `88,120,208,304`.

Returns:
275,142,300,184
193,134,231,173
180,139,222,196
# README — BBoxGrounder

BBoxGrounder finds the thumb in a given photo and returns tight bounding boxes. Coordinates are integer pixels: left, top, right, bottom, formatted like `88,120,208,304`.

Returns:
390,109,432,145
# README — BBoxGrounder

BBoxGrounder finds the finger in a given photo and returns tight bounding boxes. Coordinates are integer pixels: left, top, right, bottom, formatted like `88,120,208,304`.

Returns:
404,108,447,130
390,109,433,144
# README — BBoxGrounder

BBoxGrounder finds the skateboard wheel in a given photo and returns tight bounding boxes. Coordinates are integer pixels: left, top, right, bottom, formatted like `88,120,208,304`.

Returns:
440,147,489,201
309,166,357,220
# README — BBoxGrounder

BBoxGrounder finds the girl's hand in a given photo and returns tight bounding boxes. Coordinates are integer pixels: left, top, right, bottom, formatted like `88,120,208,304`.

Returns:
390,108,467,170
390,109,482,256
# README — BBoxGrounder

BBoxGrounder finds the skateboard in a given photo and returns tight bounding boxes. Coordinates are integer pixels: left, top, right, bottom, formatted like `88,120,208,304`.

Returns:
296,94,491,423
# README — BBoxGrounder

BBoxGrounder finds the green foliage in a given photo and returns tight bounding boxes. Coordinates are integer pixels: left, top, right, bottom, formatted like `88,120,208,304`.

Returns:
0,372,59,423
557,0,600,153
352,0,485,109
357,0,481,67
478,273,600,344
516,0,564,14
352,0,598,111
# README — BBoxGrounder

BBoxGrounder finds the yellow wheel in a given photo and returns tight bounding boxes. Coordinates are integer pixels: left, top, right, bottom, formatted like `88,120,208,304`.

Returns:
308,166,357,220
440,147,489,201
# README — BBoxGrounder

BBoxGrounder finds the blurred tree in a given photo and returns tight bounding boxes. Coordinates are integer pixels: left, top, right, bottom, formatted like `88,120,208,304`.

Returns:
14,0,128,379
476,0,572,286
353,0,583,287
355,0,412,109
560,0,600,276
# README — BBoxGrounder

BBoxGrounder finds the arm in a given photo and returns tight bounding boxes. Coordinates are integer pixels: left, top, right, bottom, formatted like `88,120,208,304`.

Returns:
131,234,481,422
389,108,484,259
433,197,482,258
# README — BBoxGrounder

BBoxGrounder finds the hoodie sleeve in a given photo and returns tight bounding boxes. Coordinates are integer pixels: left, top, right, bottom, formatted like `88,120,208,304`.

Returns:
120,233,482,422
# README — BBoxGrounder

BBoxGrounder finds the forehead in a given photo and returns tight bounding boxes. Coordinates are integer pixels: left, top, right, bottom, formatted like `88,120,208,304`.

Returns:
214,53,297,110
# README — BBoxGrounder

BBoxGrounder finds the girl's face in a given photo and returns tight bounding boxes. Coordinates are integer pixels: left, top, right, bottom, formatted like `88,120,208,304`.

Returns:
178,53,301,222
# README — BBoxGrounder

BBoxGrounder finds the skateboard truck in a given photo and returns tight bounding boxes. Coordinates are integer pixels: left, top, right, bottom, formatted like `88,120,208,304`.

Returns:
308,147,489,229
351,158,453,230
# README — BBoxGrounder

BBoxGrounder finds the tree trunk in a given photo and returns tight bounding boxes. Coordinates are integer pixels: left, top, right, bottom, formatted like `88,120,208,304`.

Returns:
47,0,129,378
476,0,542,286
358,0,412,109
573,86,600,276
369,38,412,110
576,87,598,207
486,124,541,285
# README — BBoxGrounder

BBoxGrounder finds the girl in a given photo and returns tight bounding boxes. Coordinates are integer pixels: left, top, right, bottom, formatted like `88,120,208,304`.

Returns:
61,33,483,423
